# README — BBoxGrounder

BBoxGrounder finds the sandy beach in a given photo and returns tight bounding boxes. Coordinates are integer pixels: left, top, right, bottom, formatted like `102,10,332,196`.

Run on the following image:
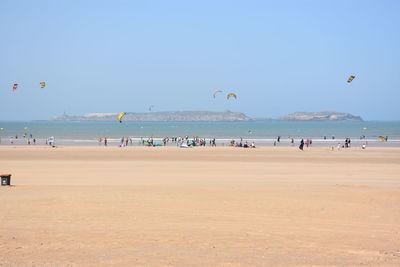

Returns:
1,146,399,266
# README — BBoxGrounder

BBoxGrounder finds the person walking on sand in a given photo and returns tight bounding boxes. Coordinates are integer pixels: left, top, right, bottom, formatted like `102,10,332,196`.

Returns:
104,137,108,146
299,139,304,150
212,138,216,147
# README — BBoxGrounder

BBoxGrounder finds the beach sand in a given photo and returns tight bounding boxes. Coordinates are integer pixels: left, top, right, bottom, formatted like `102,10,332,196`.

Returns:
1,146,399,266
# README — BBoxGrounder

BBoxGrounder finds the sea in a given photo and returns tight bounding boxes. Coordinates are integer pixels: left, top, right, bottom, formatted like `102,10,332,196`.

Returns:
0,121,400,147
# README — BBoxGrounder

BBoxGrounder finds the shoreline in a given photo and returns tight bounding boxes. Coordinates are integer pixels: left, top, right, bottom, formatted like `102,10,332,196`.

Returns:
1,137,399,147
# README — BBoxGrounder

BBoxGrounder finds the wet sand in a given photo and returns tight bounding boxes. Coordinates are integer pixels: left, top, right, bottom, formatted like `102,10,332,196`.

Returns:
1,146,400,266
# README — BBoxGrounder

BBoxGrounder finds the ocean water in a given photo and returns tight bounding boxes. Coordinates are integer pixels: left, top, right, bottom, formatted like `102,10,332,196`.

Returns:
0,121,399,147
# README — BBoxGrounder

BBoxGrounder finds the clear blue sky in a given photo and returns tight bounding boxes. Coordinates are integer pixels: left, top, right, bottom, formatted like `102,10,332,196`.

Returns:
1,0,399,120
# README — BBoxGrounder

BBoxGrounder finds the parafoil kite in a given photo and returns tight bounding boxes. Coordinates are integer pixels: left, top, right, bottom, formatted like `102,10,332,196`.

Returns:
12,84,18,91
213,90,222,98
40,82,46,88
227,93,237,99
117,112,126,123
347,75,355,83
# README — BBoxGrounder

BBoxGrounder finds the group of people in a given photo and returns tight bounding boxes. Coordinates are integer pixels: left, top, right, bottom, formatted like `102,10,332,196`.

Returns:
98,137,108,146
96,135,257,148
298,138,313,150
5,133,37,145
173,136,216,147
229,138,256,148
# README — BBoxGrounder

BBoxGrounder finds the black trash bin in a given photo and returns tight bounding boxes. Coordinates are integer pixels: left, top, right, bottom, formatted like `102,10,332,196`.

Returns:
1,174,11,186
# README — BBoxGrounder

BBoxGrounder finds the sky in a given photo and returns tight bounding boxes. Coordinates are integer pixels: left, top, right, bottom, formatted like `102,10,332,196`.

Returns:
1,0,399,120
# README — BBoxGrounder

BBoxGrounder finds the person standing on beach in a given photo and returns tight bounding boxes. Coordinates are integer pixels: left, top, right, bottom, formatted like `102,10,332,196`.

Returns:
48,136,54,146
299,139,304,150
277,136,280,143
104,137,107,146
212,138,216,147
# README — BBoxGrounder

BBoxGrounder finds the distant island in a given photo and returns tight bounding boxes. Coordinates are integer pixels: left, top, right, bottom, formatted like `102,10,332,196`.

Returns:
279,111,363,121
52,111,363,122
52,111,253,122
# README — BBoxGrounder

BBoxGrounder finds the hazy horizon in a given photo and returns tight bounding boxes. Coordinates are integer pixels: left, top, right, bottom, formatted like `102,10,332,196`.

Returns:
2,110,399,122
1,0,399,120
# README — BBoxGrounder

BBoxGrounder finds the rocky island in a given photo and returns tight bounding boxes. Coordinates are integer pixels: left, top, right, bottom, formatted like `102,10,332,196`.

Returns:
52,111,253,122
279,111,363,121
52,111,363,122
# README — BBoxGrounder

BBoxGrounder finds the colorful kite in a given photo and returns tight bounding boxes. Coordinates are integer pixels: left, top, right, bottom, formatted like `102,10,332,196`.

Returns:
227,93,237,99
117,112,126,123
347,75,356,83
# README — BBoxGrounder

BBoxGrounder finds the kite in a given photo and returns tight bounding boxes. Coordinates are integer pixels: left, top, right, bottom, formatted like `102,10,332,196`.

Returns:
117,112,126,123
213,90,222,98
347,75,356,83
227,93,237,99
40,82,46,88
12,84,18,91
